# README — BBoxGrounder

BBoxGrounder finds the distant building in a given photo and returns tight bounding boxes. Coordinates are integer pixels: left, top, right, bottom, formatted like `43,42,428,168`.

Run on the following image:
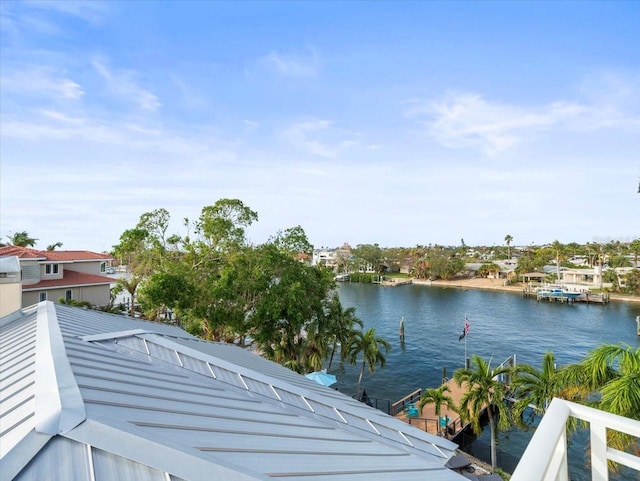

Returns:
0,246,113,307
312,243,352,272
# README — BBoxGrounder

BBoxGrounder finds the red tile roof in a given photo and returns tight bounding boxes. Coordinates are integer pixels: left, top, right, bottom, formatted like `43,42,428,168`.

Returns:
22,270,114,291
0,246,112,261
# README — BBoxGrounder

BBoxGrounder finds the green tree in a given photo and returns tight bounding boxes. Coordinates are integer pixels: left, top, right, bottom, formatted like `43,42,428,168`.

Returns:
629,238,640,268
6,231,38,247
454,355,512,471
347,328,391,399
477,262,501,278
427,249,464,280
504,234,513,259
351,244,383,273
560,344,640,459
324,295,363,371
46,242,63,251
623,269,640,295
418,385,457,431
112,228,150,316
245,245,336,373
511,352,563,425
608,255,631,268
268,225,313,257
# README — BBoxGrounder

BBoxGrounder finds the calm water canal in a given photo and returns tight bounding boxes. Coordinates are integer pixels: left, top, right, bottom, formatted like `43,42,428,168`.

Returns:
334,283,640,479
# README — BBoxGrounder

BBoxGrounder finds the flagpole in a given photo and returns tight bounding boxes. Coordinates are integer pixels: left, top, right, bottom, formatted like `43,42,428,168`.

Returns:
464,313,467,368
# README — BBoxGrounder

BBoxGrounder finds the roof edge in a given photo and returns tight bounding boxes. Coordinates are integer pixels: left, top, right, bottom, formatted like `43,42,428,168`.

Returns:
0,430,52,480
66,419,266,481
34,301,86,435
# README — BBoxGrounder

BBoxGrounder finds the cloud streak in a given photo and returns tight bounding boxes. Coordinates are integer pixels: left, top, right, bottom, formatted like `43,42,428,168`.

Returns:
0,67,84,100
255,50,320,79
92,58,161,111
281,118,360,158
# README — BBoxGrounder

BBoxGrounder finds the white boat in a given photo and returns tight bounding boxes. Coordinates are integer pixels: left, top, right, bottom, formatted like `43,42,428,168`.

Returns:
536,286,582,299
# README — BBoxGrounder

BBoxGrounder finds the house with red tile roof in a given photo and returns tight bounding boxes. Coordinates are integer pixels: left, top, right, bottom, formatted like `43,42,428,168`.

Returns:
0,246,114,308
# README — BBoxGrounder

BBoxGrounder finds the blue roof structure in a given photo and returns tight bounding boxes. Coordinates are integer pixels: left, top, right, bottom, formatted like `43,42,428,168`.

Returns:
1,301,465,480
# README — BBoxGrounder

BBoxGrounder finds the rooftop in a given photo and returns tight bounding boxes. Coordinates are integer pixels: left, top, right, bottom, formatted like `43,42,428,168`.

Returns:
1,301,464,481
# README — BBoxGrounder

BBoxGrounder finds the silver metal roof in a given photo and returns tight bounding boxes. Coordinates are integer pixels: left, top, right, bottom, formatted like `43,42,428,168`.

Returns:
1,301,465,481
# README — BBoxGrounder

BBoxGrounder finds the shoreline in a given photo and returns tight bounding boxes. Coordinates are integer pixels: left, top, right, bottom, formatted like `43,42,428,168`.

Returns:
410,277,640,304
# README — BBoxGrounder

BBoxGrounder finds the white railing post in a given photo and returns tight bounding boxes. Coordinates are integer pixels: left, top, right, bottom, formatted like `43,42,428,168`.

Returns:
513,399,640,481
590,420,608,481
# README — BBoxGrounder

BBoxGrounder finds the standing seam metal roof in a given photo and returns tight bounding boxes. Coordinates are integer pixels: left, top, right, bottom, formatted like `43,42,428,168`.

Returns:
1,302,465,481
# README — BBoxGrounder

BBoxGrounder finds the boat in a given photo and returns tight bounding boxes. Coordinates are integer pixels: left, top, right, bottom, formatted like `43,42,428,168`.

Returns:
536,285,582,299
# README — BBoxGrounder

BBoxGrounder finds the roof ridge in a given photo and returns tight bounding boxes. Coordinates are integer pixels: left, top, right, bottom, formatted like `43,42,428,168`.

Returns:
34,302,86,435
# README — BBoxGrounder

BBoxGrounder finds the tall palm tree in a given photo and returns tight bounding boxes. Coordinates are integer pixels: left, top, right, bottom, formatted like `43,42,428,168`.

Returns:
454,354,512,471
511,352,563,425
7,231,38,247
347,328,391,399
325,295,363,372
47,242,63,251
504,234,513,259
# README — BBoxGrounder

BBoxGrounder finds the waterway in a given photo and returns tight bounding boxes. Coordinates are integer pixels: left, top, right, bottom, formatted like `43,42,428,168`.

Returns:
333,283,640,479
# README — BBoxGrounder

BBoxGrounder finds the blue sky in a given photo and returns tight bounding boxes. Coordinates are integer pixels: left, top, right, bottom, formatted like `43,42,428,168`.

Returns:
1,1,638,252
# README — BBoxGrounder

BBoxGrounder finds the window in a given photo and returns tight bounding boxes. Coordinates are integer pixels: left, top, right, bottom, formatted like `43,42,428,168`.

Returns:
39,292,47,302
45,264,59,275
65,290,72,302
100,262,106,273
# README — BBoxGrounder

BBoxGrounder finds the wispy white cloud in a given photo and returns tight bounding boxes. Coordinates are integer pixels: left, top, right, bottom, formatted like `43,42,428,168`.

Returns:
407,93,586,155
0,67,84,100
39,109,85,124
92,58,161,111
255,50,320,79
409,79,640,156
23,0,108,25
281,118,361,158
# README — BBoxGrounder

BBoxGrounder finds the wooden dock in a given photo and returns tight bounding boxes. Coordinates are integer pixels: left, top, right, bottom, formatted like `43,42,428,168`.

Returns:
392,378,472,438
523,287,610,304
380,277,412,287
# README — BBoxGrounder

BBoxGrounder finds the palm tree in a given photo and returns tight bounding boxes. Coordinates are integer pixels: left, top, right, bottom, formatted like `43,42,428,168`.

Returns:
454,354,512,471
347,328,391,399
325,295,363,372
6,231,38,247
559,343,640,463
504,235,513,259
629,238,640,268
511,352,563,426
561,344,640,419
418,385,457,434
47,242,63,251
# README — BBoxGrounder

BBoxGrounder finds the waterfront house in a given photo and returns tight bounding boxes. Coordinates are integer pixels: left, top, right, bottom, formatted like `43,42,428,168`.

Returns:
0,246,113,308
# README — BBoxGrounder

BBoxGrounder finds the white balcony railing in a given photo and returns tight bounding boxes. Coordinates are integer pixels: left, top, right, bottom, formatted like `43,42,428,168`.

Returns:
512,398,640,481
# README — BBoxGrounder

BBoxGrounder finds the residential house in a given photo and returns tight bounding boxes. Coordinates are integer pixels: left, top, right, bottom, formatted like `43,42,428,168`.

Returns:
312,243,352,273
0,246,113,308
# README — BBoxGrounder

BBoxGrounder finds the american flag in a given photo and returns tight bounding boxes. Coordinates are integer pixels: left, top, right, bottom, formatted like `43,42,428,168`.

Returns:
458,317,470,341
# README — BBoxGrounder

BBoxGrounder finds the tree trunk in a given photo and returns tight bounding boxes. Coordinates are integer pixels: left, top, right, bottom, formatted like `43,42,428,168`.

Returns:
488,408,497,471
355,361,365,399
327,343,337,371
